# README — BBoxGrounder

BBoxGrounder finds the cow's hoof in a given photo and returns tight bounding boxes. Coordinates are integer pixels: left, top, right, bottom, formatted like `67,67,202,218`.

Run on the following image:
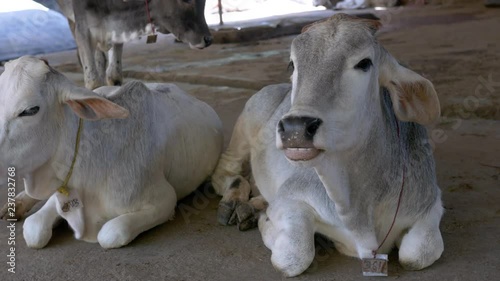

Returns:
217,200,238,226
85,78,105,90
218,200,259,230
106,78,122,86
236,203,258,231
237,214,258,231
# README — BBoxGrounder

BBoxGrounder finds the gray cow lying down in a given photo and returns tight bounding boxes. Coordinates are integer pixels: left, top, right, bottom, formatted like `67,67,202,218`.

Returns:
0,56,223,249
212,14,443,277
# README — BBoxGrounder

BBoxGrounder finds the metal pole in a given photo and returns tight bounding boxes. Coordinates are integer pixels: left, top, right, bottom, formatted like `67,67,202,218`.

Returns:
218,0,224,25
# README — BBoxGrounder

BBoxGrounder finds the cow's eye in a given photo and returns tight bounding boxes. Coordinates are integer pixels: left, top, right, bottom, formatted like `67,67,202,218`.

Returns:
19,106,40,117
287,61,295,72
182,0,192,3
355,58,372,72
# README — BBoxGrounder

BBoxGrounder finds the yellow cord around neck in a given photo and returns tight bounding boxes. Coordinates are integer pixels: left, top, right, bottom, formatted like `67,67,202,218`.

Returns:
57,118,84,196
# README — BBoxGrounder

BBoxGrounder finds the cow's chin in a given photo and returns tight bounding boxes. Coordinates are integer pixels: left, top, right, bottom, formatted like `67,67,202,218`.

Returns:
188,41,207,50
284,147,324,163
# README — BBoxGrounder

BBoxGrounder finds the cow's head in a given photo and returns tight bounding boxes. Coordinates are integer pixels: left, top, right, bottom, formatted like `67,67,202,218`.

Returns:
277,14,440,162
153,0,212,49
313,0,334,9
0,56,128,199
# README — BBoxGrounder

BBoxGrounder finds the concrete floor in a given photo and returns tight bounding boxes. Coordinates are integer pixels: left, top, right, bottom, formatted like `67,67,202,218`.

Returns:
1,1,499,280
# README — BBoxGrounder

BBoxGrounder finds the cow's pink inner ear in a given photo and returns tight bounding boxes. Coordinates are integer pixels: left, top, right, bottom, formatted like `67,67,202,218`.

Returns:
361,18,381,33
66,98,129,121
389,80,440,125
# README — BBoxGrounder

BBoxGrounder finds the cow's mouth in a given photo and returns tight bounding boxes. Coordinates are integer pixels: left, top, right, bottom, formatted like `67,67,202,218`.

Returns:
284,147,322,161
188,42,207,50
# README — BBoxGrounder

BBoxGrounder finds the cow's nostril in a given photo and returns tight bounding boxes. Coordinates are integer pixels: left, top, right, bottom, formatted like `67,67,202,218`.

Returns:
204,36,213,47
278,116,323,145
305,118,322,138
278,120,285,133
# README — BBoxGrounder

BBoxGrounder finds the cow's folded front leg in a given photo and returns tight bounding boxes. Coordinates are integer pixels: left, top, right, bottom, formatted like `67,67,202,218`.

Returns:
259,200,316,277
97,180,177,249
213,113,256,228
1,191,39,220
211,112,251,196
398,200,444,270
23,195,61,249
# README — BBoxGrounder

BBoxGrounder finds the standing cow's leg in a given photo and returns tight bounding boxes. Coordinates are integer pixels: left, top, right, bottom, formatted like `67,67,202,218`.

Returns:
65,18,84,68
94,49,107,84
97,179,176,249
75,30,103,89
72,1,104,89
0,191,39,220
106,43,123,86
259,199,316,277
398,200,444,270
23,195,61,248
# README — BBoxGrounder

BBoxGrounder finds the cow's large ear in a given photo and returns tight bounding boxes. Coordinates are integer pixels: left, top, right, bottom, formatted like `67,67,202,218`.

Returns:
379,49,440,125
59,83,129,121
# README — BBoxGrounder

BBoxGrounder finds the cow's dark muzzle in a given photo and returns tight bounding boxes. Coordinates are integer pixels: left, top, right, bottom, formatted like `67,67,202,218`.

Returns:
278,116,323,161
204,35,213,47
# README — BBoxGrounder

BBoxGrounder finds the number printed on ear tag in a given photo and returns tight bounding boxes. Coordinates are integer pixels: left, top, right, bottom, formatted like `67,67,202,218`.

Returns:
362,254,388,277
56,189,83,213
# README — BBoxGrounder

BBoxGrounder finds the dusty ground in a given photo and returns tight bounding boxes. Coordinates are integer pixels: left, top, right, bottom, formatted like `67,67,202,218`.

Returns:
1,1,499,280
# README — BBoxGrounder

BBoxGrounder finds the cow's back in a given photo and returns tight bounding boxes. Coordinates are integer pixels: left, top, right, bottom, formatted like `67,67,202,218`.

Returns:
60,81,222,204
145,83,224,199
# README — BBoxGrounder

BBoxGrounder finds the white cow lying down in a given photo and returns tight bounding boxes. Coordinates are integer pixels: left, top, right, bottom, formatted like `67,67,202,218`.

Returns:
212,14,443,277
0,56,223,249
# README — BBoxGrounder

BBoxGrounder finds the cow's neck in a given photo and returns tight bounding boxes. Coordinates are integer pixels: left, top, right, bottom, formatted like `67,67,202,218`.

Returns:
52,107,85,188
314,90,404,214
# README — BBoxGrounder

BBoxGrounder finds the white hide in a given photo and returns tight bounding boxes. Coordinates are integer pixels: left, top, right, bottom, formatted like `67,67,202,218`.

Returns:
212,14,443,277
0,56,223,249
